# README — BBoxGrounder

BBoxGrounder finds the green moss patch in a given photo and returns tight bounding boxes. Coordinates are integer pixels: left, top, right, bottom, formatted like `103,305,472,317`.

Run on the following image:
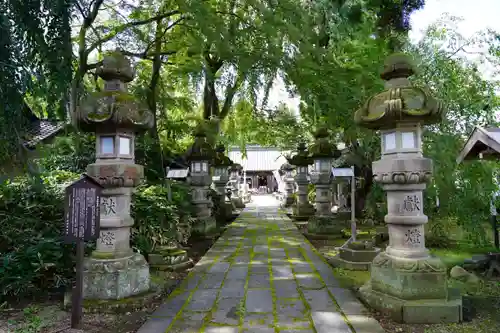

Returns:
64,285,164,314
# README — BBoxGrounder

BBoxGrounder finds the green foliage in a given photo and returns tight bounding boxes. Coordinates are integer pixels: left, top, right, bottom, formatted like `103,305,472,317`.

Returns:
131,182,194,256
36,132,95,174
0,0,73,167
223,99,306,150
0,170,195,299
0,171,80,299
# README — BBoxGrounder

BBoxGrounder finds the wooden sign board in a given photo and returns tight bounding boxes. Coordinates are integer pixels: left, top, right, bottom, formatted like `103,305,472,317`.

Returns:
63,174,102,244
331,167,354,178
63,174,103,329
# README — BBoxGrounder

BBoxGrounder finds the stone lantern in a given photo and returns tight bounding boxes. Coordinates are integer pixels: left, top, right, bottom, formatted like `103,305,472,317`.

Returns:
74,52,152,300
307,128,341,237
228,163,245,209
213,143,233,223
289,142,314,220
354,54,461,323
186,128,217,237
280,162,296,208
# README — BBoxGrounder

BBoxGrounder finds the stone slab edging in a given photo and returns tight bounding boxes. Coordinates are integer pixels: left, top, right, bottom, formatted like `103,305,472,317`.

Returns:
137,196,386,333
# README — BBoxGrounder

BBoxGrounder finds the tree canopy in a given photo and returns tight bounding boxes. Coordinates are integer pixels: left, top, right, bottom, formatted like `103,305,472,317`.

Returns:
2,1,500,241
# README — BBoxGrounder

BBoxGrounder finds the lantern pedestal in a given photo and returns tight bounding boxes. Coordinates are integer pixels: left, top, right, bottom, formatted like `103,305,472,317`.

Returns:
83,253,150,300
292,172,314,221
328,241,381,271
359,254,462,323
228,164,245,209
292,202,315,221
190,180,218,237
232,196,245,209
306,182,344,238
214,180,232,223
213,176,231,224
289,144,315,221
148,246,193,272
306,216,344,237
213,145,233,224
282,179,295,208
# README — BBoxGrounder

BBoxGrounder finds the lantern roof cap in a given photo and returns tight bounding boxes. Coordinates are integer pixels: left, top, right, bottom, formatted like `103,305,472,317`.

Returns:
229,163,243,172
213,143,233,167
97,50,135,82
380,53,416,81
354,53,445,130
73,51,153,133
186,128,213,162
288,141,313,166
309,128,341,159
280,162,295,171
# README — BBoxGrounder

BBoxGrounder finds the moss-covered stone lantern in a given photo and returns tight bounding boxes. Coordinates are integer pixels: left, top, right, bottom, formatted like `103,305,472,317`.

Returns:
228,163,245,209
280,162,295,208
289,142,314,221
213,143,233,222
74,51,152,300
186,127,217,237
354,53,461,323
307,128,342,237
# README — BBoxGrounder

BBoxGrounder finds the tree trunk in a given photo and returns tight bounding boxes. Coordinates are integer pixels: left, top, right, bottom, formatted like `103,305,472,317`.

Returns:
144,18,166,181
202,52,223,120
354,165,373,218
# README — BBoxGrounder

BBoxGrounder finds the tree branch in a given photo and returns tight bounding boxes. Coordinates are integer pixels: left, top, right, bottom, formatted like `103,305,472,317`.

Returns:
120,50,177,59
220,72,245,120
83,0,104,28
87,10,181,52
75,1,87,20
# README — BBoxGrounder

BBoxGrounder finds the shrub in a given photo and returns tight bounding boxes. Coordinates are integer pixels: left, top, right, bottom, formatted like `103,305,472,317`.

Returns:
0,172,195,300
131,182,194,256
0,171,80,299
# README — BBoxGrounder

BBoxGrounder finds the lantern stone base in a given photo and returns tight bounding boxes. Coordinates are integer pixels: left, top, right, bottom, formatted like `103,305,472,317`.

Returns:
83,253,150,300
65,283,162,314
282,195,295,208
328,246,381,271
358,252,462,323
191,216,218,238
148,247,193,272
292,202,315,221
232,197,245,209
225,202,236,219
306,216,345,238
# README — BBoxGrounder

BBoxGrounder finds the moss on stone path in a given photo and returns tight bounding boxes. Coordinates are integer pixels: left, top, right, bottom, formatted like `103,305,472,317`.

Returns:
137,199,385,333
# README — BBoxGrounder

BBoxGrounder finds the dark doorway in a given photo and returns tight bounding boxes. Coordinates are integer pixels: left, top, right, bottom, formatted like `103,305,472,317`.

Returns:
258,174,268,193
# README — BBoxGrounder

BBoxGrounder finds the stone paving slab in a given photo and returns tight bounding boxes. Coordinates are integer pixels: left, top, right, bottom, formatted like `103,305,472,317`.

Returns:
137,195,386,333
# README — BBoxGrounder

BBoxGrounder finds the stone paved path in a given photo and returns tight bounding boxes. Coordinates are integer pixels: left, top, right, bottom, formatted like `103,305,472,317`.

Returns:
138,195,385,333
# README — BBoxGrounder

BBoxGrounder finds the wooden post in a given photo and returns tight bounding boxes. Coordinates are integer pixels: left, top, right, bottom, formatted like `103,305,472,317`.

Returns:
350,166,357,242
165,167,172,202
71,239,85,328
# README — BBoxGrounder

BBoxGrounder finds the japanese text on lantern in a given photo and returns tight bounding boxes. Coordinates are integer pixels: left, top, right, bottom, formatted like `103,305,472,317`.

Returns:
405,228,421,245
101,197,117,215
402,194,421,212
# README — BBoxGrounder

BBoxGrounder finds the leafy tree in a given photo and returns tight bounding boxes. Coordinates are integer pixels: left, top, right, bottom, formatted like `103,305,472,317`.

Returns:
1,0,73,168
410,17,500,243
